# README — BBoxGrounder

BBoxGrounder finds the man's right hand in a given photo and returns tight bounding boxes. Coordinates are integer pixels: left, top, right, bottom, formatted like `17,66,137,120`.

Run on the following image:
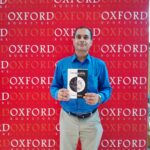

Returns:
58,88,70,101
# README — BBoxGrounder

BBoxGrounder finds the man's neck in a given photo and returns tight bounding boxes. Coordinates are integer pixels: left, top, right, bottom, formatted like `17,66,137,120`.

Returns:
76,54,88,62
75,52,88,62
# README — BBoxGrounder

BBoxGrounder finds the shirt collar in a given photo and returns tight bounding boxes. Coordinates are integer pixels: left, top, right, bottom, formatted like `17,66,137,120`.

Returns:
71,54,91,63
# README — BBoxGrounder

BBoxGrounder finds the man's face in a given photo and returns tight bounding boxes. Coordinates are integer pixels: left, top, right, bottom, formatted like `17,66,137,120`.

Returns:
73,28,93,57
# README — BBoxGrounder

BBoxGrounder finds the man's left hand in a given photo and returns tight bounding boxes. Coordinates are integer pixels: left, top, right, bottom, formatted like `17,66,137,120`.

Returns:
83,93,101,105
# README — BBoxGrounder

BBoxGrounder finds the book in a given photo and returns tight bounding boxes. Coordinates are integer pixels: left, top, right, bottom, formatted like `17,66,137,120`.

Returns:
67,69,88,99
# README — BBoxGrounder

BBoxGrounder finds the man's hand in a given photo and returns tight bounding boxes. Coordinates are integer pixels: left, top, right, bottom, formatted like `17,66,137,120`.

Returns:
83,93,101,105
58,88,70,101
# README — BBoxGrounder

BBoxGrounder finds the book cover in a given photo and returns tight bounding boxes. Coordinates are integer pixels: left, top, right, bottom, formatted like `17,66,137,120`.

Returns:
67,69,88,99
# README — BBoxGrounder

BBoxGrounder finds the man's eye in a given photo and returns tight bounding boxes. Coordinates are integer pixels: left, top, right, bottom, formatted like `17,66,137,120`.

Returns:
84,36,89,40
76,35,81,39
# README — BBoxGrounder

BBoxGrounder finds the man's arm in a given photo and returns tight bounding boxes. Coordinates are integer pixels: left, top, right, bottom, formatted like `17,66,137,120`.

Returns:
50,63,69,101
98,63,112,104
50,62,63,100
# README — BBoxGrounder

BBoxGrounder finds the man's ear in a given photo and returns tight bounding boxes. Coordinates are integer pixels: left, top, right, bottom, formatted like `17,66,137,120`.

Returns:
90,40,93,46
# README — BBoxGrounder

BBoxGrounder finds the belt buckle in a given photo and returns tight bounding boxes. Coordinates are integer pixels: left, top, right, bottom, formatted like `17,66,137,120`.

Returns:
78,115,84,119
67,109,96,119
78,115,85,119
78,112,92,119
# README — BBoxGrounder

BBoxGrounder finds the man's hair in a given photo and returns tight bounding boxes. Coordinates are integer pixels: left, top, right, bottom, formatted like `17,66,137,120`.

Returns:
73,26,93,40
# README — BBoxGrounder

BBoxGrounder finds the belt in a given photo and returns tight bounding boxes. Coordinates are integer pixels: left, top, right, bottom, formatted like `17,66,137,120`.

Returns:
64,108,97,119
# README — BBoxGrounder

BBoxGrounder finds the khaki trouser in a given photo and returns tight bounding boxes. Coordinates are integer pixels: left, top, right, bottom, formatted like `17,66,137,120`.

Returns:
60,109,103,150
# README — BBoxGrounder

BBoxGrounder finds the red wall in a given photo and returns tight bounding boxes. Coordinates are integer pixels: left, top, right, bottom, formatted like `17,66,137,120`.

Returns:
0,0,149,149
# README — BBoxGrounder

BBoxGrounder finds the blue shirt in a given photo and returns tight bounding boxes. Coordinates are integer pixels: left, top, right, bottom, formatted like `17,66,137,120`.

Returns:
50,54,112,114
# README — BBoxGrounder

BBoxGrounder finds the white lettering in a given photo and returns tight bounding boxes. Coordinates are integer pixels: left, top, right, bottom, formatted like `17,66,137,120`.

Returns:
9,44,55,54
9,76,53,85
0,28,8,37
101,11,147,20
8,12,54,21
100,108,146,117
1,61,9,69
0,0,7,4
11,139,56,148
10,108,56,117
100,44,147,54
110,76,147,85
1,92,9,101
0,124,10,132
101,139,146,148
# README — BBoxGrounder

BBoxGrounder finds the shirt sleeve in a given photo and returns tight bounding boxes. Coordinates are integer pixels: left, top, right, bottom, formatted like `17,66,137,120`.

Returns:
50,62,63,100
98,63,112,104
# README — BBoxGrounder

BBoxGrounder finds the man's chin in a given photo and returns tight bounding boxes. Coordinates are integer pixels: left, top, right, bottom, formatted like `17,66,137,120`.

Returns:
76,50,87,53
76,48,87,52
75,50,88,56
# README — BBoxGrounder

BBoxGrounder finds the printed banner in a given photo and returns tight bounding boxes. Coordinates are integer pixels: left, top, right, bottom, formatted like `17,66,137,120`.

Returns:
0,0,149,149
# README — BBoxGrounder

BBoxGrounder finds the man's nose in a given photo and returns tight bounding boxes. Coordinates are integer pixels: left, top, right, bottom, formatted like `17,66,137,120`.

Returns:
79,37,85,41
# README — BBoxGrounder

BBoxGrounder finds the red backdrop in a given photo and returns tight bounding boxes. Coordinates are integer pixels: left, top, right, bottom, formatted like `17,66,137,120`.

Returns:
0,0,149,149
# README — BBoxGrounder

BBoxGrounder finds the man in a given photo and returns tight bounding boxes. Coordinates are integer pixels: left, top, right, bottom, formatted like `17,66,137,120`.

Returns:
50,26,112,150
